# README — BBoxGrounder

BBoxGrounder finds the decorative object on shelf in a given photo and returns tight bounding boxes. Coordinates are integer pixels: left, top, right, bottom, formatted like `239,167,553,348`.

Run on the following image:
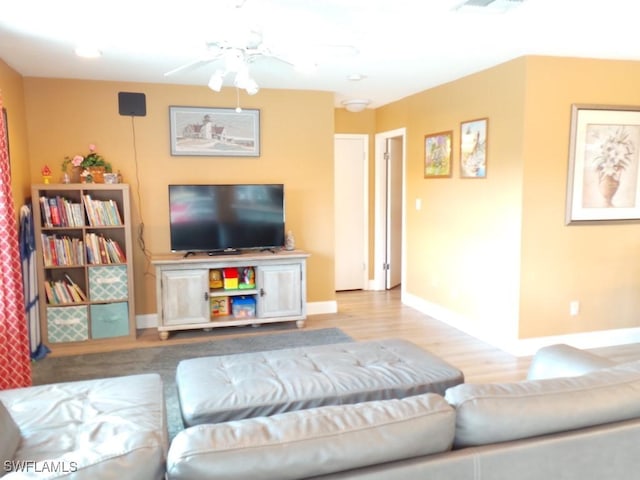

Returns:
566,104,640,224
169,106,260,157
41,165,52,184
285,230,295,250
424,130,453,178
62,144,113,183
460,117,488,178
103,173,118,184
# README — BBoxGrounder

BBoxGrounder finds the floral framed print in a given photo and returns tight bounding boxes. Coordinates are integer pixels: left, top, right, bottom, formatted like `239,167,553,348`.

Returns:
169,106,260,157
424,130,453,178
460,118,487,178
566,104,640,224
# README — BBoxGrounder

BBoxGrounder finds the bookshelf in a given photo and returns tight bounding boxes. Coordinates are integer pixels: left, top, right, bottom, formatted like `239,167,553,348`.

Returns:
31,184,136,352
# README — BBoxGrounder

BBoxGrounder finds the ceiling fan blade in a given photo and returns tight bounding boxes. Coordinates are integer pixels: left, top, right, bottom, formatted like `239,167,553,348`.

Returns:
164,58,215,77
164,45,224,77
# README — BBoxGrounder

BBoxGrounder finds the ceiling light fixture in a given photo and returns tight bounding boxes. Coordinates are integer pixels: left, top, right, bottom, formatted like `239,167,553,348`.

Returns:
205,48,260,95
341,99,370,113
74,45,102,58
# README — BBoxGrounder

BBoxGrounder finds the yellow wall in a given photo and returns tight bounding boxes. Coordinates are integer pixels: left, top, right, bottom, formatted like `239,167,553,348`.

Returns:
519,57,640,338
375,55,640,343
7,53,640,344
0,59,30,214
376,58,527,343
22,78,337,314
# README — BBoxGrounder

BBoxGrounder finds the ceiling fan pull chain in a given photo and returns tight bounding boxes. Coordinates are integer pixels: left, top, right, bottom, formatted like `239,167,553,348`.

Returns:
235,87,242,113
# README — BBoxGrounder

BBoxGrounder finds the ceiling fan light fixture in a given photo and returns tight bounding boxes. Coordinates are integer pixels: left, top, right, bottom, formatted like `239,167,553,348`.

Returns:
342,99,370,113
74,45,102,58
208,70,225,91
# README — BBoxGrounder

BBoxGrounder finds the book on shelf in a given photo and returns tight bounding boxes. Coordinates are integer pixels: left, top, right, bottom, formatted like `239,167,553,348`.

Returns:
44,276,87,305
83,195,123,226
39,196,85,228
85,233,126,264
40,233,84,267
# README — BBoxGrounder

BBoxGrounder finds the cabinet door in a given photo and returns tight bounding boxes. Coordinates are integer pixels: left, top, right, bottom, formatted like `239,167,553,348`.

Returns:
258,263,302,318
161,269,210,325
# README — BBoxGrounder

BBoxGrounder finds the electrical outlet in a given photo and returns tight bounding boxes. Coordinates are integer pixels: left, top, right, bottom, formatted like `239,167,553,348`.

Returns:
570,301,580,316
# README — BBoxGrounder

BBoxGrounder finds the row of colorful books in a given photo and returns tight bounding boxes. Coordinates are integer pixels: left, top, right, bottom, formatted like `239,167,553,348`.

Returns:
41,233,126,266
85,233,126,264
38,194,123,228
41,234,84,267
39,196,85,228
44,274,88,305
83,195,123,226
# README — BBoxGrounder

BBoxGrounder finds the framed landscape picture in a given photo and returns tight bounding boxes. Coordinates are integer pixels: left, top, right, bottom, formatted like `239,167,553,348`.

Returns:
565,104,640,223
169,106,260,157
424,130,452,178
460,117,487,178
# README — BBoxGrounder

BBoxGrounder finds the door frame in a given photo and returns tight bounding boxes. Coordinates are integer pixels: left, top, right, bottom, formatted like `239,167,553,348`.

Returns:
334,133,369,291
373,128,406,291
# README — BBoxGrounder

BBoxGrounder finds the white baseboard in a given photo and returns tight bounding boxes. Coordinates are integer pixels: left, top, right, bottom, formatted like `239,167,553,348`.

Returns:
306,300,338,316
402,292,640,357
136,313,157,330
136,300,337,329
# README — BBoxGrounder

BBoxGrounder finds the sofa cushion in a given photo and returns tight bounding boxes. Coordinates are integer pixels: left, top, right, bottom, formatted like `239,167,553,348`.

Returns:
167,393,455,480
0,374,167,479
445,359,640,448
176,338,464,426
0,401,20,477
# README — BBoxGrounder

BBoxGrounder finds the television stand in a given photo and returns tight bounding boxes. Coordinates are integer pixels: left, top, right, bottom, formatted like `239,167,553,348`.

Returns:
152,250,309,340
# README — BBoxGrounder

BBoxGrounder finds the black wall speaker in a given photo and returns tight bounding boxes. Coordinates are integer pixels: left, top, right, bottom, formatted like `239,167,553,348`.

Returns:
118,92,146,116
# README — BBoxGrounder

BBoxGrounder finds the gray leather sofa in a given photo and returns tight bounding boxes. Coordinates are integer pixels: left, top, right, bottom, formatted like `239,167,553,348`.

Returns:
166,344,640,480
0,373,167,479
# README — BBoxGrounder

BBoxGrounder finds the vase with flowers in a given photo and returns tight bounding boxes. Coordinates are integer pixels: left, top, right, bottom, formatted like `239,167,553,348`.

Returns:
592,126,634,207
62,144,112,183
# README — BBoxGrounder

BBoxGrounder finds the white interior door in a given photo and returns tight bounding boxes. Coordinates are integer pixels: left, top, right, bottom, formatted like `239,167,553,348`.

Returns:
334,134,367,291
386,137,403,289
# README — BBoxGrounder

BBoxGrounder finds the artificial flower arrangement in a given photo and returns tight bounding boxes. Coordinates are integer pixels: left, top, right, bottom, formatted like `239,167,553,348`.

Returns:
62,144,112,182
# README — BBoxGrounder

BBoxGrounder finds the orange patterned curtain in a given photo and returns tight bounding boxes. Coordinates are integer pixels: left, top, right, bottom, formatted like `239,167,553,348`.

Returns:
0,94,31,389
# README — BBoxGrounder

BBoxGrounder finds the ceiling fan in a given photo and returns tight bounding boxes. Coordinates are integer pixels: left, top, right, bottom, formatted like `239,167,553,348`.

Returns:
163,27,308,95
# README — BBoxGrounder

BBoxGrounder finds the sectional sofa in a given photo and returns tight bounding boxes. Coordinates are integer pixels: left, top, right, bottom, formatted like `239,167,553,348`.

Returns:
2,344,640,479
166,344,640,479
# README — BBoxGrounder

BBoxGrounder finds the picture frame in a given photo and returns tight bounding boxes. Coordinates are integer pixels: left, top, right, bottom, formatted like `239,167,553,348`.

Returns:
460,117,487,178
169,106,260,157
566,104,640,224
424,130,453,178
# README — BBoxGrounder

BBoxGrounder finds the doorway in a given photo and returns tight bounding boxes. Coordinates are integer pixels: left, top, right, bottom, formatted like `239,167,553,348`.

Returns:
334,134,368,291
374,128,406,291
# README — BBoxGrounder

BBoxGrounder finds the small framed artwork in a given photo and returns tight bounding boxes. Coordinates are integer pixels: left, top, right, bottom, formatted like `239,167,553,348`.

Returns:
566,104,640,224
169,106,260,157
424,130,453,178
460,117,488,178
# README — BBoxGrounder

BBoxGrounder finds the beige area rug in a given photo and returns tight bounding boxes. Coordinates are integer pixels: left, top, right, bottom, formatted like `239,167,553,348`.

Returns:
31,327,353,440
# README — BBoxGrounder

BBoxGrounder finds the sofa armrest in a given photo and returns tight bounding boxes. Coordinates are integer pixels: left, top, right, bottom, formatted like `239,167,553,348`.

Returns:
527,344,616,380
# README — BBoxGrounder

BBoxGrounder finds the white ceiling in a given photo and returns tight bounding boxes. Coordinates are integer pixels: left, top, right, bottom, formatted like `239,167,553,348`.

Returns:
2,0,640,109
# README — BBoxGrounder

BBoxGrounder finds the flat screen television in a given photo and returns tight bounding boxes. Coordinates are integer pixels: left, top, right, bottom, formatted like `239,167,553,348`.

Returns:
168,184,285,254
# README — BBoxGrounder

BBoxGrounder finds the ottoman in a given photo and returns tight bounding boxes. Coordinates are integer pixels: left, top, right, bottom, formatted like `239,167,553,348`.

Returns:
176,338,464,427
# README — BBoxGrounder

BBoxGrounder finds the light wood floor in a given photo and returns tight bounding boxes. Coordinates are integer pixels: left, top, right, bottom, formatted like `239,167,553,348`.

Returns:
49,288,640,384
